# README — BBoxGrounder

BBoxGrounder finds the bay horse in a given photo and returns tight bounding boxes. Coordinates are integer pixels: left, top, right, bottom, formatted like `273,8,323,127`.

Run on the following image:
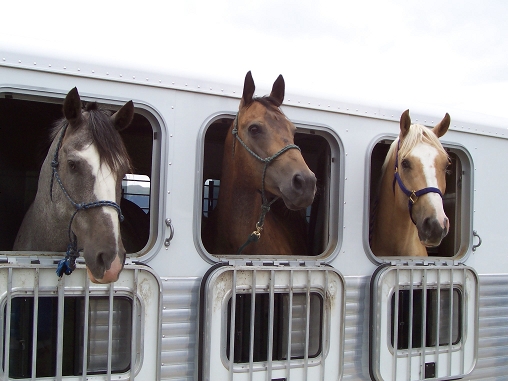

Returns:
370,109,451,257
206,71,317,255
13,87,134,283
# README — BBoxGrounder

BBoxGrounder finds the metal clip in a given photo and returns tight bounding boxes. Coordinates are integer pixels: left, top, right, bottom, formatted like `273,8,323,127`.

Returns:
409,191,419,204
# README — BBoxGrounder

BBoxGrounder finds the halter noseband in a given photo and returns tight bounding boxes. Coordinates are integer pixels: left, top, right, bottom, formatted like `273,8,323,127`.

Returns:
51,123,124,277
392,139,443,225
231,114,301,254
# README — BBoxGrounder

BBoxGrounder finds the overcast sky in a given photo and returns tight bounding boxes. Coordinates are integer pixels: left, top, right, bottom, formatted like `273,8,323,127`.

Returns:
2,0,507,119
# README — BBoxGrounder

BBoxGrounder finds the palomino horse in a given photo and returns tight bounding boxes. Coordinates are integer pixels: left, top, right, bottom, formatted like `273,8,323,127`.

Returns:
13,87,134,283
206,71,317,255
370,110,451,257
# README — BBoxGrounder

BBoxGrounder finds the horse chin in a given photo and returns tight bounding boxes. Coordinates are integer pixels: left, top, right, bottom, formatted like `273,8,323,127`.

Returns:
280,194,312,211
87,267,121,284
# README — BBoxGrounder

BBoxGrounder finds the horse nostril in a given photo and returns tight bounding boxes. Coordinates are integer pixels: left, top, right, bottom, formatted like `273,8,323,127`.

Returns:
96,252,106,270
292,173,304,191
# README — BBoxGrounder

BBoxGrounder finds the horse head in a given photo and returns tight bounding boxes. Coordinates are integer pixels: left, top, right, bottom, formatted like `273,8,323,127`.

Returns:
54,87,133,283
233,71,316,210
395,109,451,248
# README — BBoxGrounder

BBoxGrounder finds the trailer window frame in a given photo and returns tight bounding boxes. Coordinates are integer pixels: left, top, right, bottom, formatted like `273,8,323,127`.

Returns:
366,135,474,260
0,88,159,256
197,112,343,261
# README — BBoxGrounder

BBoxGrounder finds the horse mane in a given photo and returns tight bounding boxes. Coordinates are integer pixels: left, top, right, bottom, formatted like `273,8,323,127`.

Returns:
399,123,448,160
50,102,132,173
380,123,448,176
250,96,283,111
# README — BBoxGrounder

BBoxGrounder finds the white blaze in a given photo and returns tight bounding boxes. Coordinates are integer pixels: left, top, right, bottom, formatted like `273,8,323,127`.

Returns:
411,143,445,216
77,144,120,248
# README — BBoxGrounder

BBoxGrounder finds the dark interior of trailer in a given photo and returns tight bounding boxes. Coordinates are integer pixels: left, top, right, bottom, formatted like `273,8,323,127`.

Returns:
0,94,153,253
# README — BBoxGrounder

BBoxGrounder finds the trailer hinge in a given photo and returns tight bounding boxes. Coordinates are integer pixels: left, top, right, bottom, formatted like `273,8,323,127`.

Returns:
223,258,325,268
389,258,460,267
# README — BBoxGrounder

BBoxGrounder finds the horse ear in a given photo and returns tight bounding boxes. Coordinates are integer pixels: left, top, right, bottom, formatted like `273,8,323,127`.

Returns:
241,71,255,108
270,74,285,107
399,109,411,139
111,100,134,131
432,113,450,138
63,87,82,125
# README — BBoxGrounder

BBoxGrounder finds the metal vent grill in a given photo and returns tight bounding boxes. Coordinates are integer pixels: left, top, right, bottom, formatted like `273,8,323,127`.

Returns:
0,264,161,380
200,265,345,381
370,265,478,381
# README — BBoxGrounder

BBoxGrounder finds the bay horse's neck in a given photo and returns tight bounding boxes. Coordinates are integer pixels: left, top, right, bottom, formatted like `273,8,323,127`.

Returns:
371,151,427,257
213,131,306,255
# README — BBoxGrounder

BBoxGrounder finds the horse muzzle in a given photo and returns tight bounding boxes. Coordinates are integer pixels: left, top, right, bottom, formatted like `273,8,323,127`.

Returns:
85,248,126,284
280,170,317,210
417,216,449,247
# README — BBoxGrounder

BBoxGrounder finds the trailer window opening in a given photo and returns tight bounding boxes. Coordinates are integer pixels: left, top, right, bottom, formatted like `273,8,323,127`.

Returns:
0,94,155,255
369,139,470,258
390,288,462,350
3,295,138,378
226,292,323,363
201,116,336,257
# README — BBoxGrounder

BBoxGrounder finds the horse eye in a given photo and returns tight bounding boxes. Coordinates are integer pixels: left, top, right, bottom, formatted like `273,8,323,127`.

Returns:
401,159,410,169
248,124,261,136
67,160,77,171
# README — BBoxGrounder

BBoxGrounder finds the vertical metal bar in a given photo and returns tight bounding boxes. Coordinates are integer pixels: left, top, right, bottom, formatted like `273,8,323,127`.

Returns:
320,269,329,381
107,283,114,380
435,271,441,374
31,268,40,380
392,269,399,381
407,269,414,381
131,268,139,380
56,276,65,381
460,268,466,375
267,269,275,380
421,269,428,378
248,269,256,380
285,269,294,381
81,274,90,380
3,268,13,381
228,269,237,381
303,270,311,380
447,269,454,377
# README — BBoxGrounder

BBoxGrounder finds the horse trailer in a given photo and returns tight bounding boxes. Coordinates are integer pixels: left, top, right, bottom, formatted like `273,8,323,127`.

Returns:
0,44,507,381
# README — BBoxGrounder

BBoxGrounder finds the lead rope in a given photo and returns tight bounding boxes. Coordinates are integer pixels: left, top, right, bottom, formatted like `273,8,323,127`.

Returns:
231,116,301,254
51,124,124,277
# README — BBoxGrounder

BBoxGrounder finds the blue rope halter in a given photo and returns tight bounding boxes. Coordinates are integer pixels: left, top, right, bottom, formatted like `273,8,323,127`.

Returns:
392,139,443,225
231,115,301,254
50,124,124,277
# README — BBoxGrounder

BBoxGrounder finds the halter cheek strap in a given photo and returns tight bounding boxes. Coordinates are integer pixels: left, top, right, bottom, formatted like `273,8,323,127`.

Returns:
392,140,443,225
51,124,124,277
231,115,301,254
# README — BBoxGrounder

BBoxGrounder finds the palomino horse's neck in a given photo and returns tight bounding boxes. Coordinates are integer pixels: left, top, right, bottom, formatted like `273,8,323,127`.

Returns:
371,140,427,257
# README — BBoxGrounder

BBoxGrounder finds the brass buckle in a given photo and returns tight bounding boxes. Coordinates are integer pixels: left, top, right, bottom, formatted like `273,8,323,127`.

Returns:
409,191,419,204
252,223,263,239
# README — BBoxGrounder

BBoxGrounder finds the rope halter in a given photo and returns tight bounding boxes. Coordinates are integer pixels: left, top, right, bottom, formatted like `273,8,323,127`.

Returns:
50,124,124,277
231,115,301,253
